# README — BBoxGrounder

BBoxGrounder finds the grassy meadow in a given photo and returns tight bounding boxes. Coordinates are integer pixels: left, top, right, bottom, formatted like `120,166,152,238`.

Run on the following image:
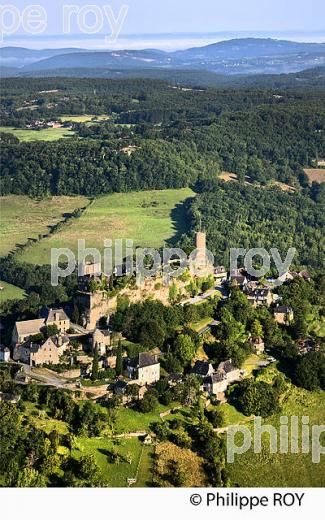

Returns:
19,189,195,265
59,115,111,123
0,126,75,141
225,364,325,487
0,195,88,257
72,437,154,487
0,280,26,304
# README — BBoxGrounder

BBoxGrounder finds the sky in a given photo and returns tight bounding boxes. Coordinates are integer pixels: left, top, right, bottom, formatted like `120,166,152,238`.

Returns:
2,0,325,49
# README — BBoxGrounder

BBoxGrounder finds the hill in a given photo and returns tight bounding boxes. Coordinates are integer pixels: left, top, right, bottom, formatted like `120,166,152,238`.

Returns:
2,38,325,76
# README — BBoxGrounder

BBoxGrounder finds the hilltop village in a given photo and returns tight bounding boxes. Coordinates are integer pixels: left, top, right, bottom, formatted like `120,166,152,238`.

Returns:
0,77,324,487
2,232,322,403
1,231,325,488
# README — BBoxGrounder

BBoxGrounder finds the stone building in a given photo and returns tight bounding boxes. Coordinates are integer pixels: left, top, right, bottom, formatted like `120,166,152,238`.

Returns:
12,308,70,346
203,359,241,396
274,306,294,325
126,353,160,385
192,360,214,378
92,328,111,355
250,336,265,354
189,231,214,276
13,334,69,366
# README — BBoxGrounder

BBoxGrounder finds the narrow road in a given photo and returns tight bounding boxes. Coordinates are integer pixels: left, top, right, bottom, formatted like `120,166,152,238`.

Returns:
198,320,220,335
181,286,228,306
23,365,68,387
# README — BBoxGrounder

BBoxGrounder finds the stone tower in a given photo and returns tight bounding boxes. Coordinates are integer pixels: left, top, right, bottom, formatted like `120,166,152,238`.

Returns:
196,231,206,252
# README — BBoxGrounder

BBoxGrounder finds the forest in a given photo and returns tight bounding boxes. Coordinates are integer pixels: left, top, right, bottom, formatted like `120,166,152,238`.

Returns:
182,179,325,270
0,77,324,271
1,78,325,195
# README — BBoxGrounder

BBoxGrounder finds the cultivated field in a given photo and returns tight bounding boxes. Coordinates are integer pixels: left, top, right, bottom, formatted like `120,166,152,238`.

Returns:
0,280,26,304
19,189,195,265
0,195,88,257
59,115,110,123
304,168,325,184
0,126,75,141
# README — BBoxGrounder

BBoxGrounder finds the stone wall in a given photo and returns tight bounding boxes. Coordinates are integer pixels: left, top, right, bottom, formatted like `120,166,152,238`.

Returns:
76,275,188,331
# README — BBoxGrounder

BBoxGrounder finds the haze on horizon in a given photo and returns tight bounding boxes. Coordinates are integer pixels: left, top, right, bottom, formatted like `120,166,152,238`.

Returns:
3,0,325,50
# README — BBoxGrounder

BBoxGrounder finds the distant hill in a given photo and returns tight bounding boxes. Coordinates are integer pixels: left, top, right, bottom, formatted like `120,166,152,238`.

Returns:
175,38,325,59
22,49,170,71
11,65,325,90
1,38,325,76
0,46,87,67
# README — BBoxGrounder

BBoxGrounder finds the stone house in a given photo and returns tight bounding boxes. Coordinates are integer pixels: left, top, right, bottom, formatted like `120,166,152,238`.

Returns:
0,392,21,404
214,266,228,283
13,334,69,366
246,287,273,307
274,306,294,325
12,318,47,346
126,353,160,385
229,270,248,289
113,379,128,396
168,373,183,386
203,372,228,395
217,359,241,383
12,308,70,346
41,308,70,333
103,354,117,369
203,359,241,396
249,336,265,354
192,360,214,378
92,328,111,356
299,270,311,282
297,339,314,356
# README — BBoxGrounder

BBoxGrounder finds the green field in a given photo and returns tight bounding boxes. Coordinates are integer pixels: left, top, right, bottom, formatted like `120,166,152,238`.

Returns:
19,189,195,265
72,437,153,487
0,280,26,304
114,403,181,434
0,126,75,141
0,195,88,257
59,115,110,123
226,365,325,487
306,310,325,338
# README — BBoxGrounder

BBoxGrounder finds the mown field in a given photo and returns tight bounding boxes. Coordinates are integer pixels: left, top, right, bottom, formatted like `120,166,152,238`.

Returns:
19,189,195,265
226,365,325,487
304,168,325,184
0,280,26,304
72,437,154,487
59,115,110,123
0,195,88,257
0,126,75,141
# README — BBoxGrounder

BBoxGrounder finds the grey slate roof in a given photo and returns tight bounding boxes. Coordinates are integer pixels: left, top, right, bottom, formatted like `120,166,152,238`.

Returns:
274,306,292,314
45,308,69,322
138,352,158,368
217,359,237,374
192,360,212,377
